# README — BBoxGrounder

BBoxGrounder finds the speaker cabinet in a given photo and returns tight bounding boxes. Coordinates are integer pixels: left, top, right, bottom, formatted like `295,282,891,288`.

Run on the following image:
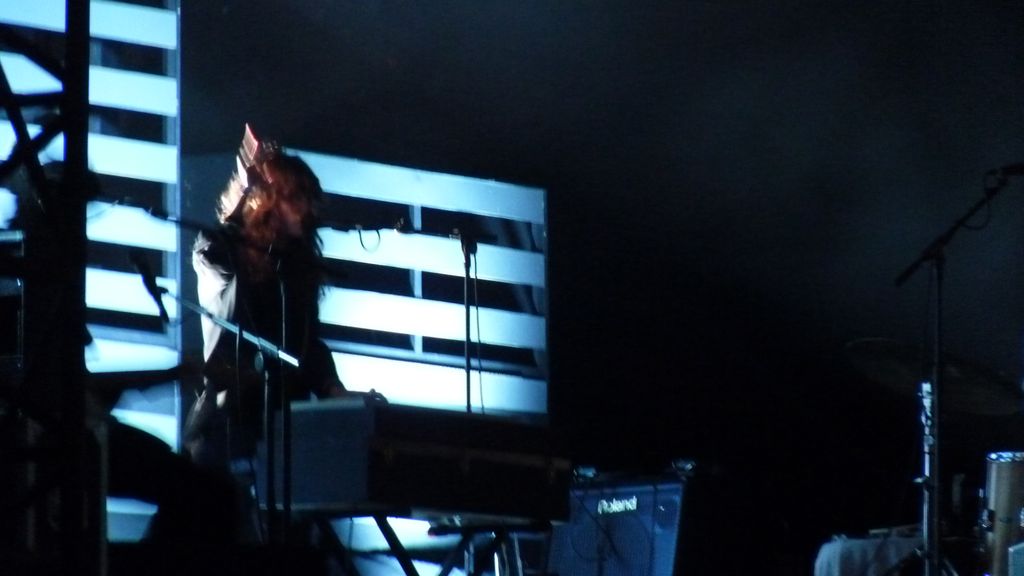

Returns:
549,475,685,576
1010,541,1024,576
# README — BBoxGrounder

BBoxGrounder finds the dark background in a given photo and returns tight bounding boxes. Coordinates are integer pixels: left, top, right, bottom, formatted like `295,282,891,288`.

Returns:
181,1,1024,572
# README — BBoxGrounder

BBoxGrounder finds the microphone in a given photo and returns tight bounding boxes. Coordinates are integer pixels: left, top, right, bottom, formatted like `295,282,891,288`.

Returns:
983,164,1024,192
997,163,1024,176
321,217,404,232
129,249,170,323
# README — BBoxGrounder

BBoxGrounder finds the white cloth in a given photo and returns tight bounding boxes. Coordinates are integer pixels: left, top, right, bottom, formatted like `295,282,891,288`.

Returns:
814,535,922,576
354,555,465,576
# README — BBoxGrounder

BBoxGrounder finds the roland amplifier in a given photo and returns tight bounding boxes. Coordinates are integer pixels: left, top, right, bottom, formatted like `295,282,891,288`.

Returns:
548,474,686,576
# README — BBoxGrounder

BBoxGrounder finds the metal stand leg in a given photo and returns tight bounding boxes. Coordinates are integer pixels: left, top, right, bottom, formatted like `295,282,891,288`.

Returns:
374,515,420,576
313,518,363,576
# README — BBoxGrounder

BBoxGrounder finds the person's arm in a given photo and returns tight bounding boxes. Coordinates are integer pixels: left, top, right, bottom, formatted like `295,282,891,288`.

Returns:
192,231,237,361
305,338,346,398
192,231,235,309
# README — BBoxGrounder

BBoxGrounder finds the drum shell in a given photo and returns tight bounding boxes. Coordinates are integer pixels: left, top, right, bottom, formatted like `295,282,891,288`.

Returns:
985,452,1024,576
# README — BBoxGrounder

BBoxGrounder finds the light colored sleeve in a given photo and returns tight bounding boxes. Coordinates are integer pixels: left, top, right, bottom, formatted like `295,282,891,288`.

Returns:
192,233,237,361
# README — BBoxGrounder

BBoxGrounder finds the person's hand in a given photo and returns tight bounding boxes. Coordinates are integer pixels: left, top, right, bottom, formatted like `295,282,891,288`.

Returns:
365,388,388,404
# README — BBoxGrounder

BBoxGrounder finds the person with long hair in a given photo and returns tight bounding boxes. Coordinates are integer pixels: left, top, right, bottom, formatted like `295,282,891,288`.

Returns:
183,130,345,536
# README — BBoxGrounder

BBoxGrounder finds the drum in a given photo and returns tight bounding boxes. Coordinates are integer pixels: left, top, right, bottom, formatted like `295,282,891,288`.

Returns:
983,452,1024,576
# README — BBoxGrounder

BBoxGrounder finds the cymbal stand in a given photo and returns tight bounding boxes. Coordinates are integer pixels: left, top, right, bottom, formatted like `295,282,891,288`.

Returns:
895,181,1008,576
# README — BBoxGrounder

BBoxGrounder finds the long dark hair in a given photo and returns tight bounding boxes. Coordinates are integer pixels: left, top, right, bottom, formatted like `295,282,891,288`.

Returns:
217,151,325,287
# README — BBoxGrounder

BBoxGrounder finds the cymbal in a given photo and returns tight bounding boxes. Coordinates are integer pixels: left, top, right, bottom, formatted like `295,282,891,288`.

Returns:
843,337,1021,416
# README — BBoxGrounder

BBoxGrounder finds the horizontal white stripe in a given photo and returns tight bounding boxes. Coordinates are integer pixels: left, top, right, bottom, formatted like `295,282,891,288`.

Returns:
332,352,547,414
85,336,178,373
320,287,546,350
319,228,545,288
0,53,177,116
89,66,178,116
0,188,15,227
87,201,178,252
86,267,178,319
0,0,177,50
92,0,178,50
86,133,178,183
0,52,60,93
0,124,178,184
297,150,545,225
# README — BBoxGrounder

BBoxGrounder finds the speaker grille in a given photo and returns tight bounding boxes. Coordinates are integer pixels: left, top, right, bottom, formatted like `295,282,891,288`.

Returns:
549,477,684,576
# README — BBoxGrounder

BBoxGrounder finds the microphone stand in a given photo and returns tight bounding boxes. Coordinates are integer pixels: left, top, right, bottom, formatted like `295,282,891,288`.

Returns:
459,232,477,414
894,182,1008,576
127,201,376,544
134,260,300,546
394,223,485,414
